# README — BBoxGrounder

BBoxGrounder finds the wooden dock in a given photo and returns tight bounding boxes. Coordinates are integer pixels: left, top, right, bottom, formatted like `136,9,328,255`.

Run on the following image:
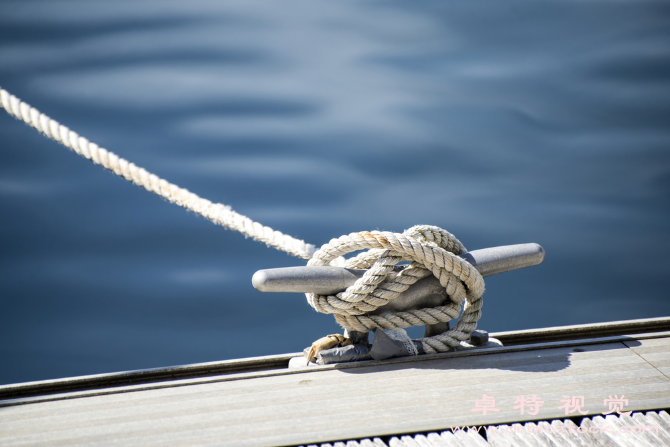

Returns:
1,317,669,446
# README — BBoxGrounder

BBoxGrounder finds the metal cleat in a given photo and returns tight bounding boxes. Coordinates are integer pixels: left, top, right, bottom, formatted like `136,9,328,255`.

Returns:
253,243,545,365
253,243,545,295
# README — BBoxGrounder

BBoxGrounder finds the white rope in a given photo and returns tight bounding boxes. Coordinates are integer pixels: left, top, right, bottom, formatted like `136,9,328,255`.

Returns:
1,88,484,353
306,225,484,353
0,88,316,260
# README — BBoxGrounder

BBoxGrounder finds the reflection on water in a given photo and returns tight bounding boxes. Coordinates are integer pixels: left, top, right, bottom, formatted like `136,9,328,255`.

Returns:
1,0,669,384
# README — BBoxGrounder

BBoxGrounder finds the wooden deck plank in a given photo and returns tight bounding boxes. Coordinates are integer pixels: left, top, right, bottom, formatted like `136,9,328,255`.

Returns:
0,342,647,422
0,343,660,426
1,379,668,444
4,369,667,437
623,338,670,380
4,331,670,410
2,338,670,447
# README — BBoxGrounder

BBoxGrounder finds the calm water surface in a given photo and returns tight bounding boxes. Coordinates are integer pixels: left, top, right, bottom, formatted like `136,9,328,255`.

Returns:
1,0,669,384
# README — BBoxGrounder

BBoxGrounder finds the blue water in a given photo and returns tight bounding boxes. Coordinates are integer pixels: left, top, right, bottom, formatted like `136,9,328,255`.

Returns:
1,0,669,385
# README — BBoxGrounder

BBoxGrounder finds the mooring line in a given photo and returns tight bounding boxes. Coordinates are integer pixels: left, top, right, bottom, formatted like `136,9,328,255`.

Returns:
1,88,483,352
0,88,316,260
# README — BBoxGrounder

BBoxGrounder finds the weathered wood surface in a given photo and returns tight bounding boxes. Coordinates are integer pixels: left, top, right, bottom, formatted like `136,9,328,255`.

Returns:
623,337,670,379
3,316,668,402
1,334,670,446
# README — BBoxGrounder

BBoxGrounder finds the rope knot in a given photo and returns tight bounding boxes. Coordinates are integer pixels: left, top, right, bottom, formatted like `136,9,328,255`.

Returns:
305,225,485,353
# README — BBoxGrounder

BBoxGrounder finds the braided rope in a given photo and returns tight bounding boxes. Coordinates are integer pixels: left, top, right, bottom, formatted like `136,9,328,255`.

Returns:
0,88,316,260
1,88,485,354
306,225,485,353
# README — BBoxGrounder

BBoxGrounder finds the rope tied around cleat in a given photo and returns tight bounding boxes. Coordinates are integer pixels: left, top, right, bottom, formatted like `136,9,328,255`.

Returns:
306,225,484,353
1,87,484,356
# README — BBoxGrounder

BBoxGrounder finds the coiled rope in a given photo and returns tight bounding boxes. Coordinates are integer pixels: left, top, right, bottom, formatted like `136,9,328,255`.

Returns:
307,226,484,353
1,87,483,352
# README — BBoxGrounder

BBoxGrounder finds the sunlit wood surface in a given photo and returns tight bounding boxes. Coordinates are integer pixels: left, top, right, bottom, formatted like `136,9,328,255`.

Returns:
1,331,669,446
